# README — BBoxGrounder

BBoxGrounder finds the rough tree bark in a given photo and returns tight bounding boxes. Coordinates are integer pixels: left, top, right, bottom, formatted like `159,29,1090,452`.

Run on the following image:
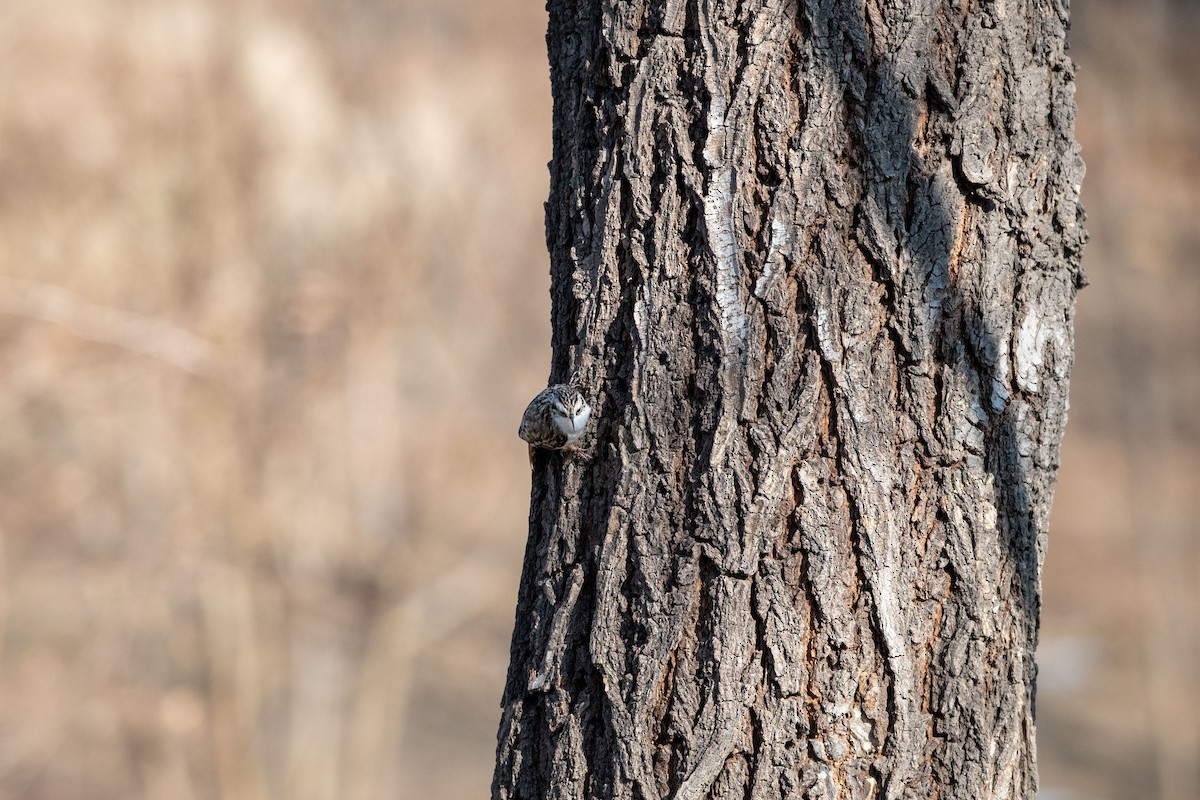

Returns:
495,1,1085,798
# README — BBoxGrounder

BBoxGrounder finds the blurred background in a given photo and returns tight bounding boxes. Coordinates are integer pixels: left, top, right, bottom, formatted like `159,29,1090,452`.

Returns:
0,1,1193,798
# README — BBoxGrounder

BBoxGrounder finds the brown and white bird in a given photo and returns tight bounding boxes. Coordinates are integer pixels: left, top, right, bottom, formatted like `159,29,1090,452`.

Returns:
518,383,591,459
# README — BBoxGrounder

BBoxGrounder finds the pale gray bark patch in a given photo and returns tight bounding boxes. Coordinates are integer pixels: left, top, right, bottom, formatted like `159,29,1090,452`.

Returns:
495,1,1085,799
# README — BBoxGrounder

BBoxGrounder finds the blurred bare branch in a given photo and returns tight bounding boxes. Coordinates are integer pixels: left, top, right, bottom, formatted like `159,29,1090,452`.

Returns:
0,277,222,377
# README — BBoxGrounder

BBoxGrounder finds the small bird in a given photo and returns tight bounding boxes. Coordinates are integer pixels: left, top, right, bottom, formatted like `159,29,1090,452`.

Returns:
518,383,591,460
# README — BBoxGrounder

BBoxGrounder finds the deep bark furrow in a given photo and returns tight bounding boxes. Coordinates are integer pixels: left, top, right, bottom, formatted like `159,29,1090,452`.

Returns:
495,1,1083,798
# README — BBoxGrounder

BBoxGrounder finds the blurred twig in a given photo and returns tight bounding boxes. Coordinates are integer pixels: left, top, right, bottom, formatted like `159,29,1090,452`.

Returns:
0,277,222,377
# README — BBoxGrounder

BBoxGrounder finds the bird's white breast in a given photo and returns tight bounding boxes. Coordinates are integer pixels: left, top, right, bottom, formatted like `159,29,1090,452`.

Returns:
554,404,591,443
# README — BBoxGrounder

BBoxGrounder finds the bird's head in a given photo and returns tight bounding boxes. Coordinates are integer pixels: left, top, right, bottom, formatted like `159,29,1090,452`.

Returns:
552,387,591,434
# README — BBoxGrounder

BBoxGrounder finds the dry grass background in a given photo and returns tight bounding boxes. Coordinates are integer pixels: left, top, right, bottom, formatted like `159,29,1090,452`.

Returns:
0,1,1194,799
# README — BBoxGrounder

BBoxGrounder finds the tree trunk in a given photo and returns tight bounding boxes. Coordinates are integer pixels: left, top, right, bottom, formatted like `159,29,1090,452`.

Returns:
494,1,1085,798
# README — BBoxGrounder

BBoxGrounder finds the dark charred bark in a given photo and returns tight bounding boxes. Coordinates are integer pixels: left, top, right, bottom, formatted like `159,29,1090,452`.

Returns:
495,1,1085,798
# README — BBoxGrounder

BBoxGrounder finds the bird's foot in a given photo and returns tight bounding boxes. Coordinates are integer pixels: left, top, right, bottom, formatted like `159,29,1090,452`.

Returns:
563,444,591,462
